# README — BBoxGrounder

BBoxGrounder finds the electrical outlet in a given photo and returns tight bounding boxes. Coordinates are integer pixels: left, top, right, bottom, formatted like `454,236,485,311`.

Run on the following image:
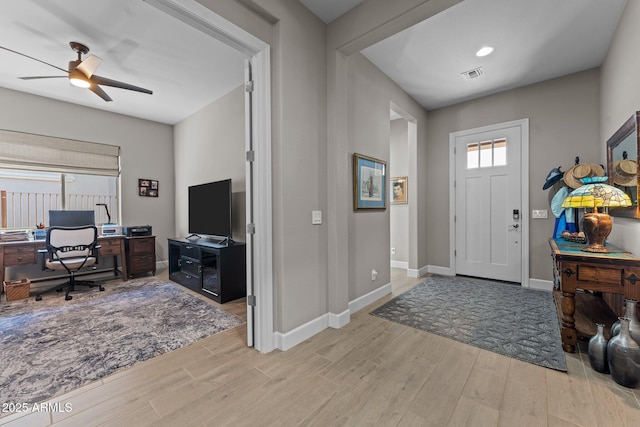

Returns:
371,269,378,281
391,247,396,255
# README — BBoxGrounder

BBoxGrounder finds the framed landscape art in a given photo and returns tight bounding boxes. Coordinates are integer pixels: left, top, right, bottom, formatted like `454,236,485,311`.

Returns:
353,153,387,210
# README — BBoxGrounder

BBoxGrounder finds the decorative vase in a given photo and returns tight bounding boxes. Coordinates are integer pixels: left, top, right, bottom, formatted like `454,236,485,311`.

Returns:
610,299,640,341
624,299,640,343
607,317,640,388
588,323,609,373
611,319,621,337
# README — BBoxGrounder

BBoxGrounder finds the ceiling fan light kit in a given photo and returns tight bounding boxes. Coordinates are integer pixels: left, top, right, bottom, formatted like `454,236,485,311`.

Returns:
68,67,90,88
0,41,152,102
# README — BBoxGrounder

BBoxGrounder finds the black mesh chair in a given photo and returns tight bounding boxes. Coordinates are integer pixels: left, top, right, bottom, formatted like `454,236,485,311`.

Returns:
36,225,104,301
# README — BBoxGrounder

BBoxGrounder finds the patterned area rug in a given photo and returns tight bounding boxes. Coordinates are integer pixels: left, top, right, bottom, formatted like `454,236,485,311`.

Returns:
0,277,244,405
371,275,566,371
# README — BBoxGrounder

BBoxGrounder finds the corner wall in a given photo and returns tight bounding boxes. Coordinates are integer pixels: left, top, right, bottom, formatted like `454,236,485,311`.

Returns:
173,85,246,241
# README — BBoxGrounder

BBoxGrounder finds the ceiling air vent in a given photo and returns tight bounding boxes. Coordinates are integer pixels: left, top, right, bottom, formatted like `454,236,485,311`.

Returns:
461,67,484,80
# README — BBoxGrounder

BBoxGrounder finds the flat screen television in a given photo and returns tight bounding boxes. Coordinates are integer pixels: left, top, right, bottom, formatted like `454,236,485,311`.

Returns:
49,210,96,227
188,179,232,243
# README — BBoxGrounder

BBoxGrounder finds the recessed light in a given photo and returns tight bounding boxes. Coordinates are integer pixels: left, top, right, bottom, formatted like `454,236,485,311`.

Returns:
476,46,494,57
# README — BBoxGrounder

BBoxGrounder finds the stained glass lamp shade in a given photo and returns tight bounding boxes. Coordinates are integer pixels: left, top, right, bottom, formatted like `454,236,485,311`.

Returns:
561,177,632,253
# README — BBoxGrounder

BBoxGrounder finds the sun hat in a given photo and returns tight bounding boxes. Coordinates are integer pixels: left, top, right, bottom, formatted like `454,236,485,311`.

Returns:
543,166,564,190
563,163,592,189
613,159,638,187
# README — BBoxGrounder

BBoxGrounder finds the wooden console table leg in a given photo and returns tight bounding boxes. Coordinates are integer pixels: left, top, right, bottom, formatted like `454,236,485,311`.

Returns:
561,291,577,353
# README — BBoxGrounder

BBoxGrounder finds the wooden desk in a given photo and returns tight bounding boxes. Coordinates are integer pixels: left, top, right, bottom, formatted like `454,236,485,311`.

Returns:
549,238,640,353
0,235,128,285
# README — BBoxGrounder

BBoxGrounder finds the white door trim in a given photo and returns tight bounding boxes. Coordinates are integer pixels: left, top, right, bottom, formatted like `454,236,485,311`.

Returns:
145,0,274,352
449,119,530,287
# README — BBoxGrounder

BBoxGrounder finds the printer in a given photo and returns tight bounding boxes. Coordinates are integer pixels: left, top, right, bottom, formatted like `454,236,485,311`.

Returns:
122,225,152,237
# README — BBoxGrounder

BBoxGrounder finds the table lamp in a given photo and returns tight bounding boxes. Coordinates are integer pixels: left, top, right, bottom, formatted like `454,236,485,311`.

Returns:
561,176,632,253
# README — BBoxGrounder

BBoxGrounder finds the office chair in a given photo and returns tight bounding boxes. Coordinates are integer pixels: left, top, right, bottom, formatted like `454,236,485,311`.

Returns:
35,225,104,301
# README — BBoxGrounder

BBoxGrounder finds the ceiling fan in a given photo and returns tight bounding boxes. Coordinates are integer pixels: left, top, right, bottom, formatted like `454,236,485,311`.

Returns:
0,41,153,102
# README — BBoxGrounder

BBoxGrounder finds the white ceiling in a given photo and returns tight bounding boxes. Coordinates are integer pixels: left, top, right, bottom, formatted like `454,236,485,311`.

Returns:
0,0,246,125
305,0,627,111
0,0,628,126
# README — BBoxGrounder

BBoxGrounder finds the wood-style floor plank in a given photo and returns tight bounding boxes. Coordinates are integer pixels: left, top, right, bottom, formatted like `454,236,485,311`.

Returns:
1,268,640,427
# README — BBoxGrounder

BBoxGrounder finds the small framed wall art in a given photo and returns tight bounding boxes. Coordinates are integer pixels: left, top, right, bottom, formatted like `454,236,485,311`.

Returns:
353,153,387,210
139,179,158,197
391,176,408,204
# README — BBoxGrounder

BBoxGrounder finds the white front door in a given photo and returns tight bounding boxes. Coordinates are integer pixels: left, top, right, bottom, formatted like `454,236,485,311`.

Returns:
453,122,524,283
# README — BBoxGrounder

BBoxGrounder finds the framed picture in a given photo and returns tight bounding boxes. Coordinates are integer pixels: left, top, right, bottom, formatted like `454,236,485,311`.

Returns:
139,179,158,197
353,153,387,210
391,177,408,204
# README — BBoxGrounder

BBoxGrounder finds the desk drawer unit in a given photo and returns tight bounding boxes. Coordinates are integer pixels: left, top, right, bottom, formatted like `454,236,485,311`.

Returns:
99,239,121,256
3,244,36,265
128,238,155,255
125,236,156,278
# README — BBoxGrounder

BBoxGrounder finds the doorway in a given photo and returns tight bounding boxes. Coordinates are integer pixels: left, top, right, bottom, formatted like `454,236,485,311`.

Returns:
389,104,418,277
449,119,529,286
147,0,274,352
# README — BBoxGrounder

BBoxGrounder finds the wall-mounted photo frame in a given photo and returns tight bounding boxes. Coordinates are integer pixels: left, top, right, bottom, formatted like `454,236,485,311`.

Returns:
391,177,408,204
139,179,158,197
353,153,387,210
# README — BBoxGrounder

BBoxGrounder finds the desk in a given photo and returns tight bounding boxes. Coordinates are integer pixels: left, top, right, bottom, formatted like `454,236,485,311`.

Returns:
549,238,640,353
0,235,128,285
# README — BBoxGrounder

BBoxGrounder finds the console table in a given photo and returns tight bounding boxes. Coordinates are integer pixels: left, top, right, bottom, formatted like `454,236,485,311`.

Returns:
168,238,246,303
0,235,128,285
549,238,640,353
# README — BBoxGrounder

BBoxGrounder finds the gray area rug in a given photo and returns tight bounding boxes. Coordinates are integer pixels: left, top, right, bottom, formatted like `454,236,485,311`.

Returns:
371,275,567,371
0,277,244,405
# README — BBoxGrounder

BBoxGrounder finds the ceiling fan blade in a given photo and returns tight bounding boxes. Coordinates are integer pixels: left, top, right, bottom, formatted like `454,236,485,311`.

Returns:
76,54,102,78
89,84,112,102
90,74,152,95
0,45,68,74
19,75,67,80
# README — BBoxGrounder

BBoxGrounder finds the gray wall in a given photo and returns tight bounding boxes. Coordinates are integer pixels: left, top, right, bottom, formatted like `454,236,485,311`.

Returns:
390,118,409,265
173,85,246,242
347,52,429,300
601,0,640,254
425,69,601,281
0,86,175,268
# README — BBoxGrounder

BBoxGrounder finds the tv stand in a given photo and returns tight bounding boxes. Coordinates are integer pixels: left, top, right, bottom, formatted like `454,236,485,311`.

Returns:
168,238,246,303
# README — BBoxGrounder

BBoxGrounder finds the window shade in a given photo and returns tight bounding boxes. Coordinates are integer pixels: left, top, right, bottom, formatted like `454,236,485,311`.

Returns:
0,129,120,177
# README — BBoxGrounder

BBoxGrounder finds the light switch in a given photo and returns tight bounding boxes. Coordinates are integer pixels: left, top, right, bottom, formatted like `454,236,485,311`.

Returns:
532,209,548,219
312,210,322,225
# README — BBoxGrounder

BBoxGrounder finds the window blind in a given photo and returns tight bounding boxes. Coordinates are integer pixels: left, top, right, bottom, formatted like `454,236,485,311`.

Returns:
0,129,120,177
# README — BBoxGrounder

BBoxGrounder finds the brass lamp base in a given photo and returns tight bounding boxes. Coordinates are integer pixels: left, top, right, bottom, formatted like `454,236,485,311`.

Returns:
580,212,612,253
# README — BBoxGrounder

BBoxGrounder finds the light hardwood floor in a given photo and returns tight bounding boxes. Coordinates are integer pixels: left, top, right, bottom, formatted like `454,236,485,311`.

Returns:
2,269,640,426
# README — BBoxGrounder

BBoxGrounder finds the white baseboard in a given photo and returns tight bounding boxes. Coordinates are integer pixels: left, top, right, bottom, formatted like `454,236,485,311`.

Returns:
328,309,350,329
427,265,454,276
274,314,329,351
349,282,392,314
391,260,408,269
274,282,392,351
527,278,554,292
407,265,428,278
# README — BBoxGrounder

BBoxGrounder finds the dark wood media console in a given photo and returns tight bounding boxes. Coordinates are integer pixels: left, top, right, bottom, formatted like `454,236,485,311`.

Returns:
168,238,246,303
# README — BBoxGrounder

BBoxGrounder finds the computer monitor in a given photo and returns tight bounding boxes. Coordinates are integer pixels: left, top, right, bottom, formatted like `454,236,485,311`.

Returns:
48,210,96,227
